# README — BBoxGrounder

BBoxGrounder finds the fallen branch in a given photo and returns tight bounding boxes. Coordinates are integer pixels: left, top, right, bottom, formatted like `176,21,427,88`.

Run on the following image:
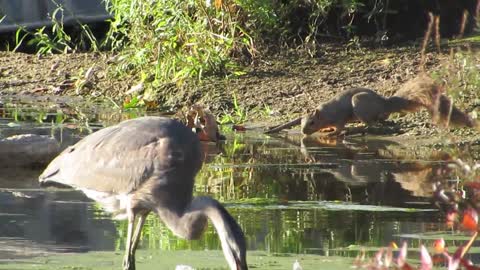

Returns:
265,117,302,134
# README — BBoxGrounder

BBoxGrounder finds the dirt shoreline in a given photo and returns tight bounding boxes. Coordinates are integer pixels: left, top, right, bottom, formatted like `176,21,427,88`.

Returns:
0,42,479,144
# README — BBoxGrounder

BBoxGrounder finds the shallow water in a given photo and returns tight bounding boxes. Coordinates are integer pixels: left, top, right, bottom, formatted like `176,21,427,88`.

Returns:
0,97,477,269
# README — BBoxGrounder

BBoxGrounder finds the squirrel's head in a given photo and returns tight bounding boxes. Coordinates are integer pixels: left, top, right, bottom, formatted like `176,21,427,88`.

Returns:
301,109,329,135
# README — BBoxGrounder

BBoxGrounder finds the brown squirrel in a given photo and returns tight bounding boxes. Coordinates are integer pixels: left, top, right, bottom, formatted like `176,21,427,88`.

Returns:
266,74,477,136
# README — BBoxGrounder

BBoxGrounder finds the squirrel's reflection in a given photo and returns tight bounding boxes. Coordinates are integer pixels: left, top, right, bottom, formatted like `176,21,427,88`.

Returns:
299,134,455,204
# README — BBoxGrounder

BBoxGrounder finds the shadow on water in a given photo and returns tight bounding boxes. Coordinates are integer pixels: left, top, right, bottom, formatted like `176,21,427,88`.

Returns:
0,95,477,268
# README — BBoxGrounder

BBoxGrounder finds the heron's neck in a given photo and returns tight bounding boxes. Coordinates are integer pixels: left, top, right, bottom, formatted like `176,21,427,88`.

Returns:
194,197,240,270
155,196,245,270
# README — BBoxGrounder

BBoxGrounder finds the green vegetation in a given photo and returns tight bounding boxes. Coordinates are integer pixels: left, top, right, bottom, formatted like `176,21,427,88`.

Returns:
435,51,480,98
100,0,372,95
219,93,248,124
104,0,254,84
432,50,480,120
8,3,100,55
0,96,144,132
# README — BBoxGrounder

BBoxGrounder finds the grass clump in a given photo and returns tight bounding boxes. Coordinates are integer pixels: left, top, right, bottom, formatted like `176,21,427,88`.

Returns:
104,0,255,87
219,93,249,124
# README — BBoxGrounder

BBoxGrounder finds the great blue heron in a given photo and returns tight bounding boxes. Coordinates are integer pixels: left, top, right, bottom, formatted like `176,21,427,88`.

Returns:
39,116,248,270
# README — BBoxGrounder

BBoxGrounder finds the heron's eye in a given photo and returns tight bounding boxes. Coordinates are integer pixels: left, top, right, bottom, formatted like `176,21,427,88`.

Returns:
309,120,314,126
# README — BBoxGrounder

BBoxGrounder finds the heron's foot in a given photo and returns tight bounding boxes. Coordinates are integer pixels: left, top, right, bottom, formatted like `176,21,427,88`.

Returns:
123,254,136,270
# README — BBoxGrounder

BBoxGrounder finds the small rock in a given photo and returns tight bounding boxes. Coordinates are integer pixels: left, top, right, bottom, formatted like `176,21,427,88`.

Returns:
50,62,59,72
52,86,64,95
0,134,60,167
91,91,102,97
293,259,303,270
175,265,195,270
84,66,96,81
125,82,144,95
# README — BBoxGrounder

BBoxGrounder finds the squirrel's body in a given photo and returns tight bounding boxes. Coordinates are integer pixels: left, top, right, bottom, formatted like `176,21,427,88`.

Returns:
301,75,477,136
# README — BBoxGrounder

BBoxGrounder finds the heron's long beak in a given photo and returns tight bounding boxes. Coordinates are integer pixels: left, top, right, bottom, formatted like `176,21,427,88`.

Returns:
236,258,242,270
235,256,248,270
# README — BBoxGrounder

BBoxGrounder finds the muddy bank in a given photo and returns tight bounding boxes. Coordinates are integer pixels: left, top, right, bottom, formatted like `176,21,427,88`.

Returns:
0,42,478,143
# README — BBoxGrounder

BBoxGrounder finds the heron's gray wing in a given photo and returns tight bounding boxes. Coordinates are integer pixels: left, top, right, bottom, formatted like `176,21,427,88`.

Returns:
39,117,202,194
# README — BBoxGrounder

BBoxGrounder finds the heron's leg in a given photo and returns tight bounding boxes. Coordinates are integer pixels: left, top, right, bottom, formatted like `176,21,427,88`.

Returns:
123,211,136,270
130,212,149,257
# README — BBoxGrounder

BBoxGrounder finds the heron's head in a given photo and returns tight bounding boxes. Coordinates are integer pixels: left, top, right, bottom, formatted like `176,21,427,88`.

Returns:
192,196,247,269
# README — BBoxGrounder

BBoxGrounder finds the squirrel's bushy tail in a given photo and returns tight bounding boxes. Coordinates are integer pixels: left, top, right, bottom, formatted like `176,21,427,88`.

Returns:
393,74,478,129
